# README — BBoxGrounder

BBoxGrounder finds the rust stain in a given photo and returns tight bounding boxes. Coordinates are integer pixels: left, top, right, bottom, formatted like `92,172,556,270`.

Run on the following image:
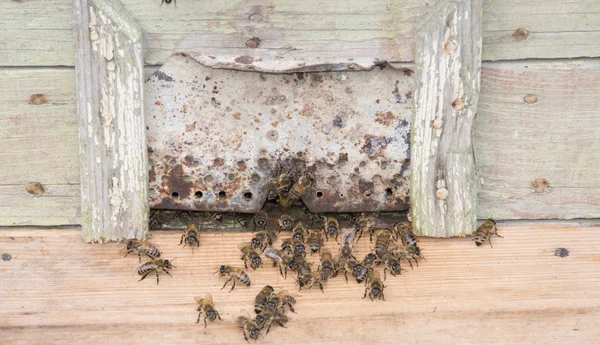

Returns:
361,135,391,159
237,161,247,172
29,94,47,105
375,111,396,126
165,164,193,199
235,56,255,64
212,158,225,167
271,121,279,127
154,101,162,106
405,91,413,99
232,112,241,120
245,37,261,48
299,104,314,117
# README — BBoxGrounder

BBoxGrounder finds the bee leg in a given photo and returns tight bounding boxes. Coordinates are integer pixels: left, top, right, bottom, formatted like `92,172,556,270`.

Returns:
221,277,232,290
344,272,348,283
229,278,236,292
216,311,222,321
164,270,173,277
179,234,185,245
243,331,249,343
204,315,208,328
138,271,151,282
319,282,324,293
155,271,160,285
381,292,386,301
363,287,368,299
488,237,495,248
383,268,387,281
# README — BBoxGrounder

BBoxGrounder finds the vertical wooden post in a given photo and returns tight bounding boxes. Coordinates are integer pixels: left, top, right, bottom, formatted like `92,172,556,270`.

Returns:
73,0,148,241
410,0,483,237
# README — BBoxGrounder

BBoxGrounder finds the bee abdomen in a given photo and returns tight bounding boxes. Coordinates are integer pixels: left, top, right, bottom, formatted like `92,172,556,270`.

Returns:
238,272,251,286
147,247,161,258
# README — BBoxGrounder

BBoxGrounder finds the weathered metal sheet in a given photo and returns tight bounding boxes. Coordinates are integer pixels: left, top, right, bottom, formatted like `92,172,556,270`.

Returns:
145,54,412,213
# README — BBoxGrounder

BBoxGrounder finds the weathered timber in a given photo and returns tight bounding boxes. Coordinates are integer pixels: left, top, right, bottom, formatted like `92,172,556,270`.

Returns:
1,226,599,344
74,0,148,241
411,0,482,237
475,59,600,219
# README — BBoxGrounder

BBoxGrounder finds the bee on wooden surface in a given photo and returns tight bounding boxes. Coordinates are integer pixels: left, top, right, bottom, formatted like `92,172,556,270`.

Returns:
234,213,250,227
138,259,176,284
306,230,324,254
306,211,327,229
392,245,424,269
297,272,324,292
251,229,277,252
325,217,340,242
278,191,293,211
278,215,295,232
280,238,294,255
339,241,357,262
209,212,223,224
377,250,403,280
354,213,377,242
374,229,394,257
288,174,313,200
364,269,385,301
149,209,163,230
265,168,292,200
318,248,336,282
255,309,288,334
194,293,222,327
292,239,306,257
473,219,503,247
254,285,275,314
121,239,161,262
236,316,262,342
238,242,263,270
180,223,200,251
253,211,269,231
267,290,296,313
215,265,251,292
340,257,360,282
394,222,417,247
291,221,307,242
356,253,377,284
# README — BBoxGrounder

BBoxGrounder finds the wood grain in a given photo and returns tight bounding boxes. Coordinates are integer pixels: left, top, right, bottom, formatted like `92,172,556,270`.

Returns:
411,0,482,237
74,0,149,241
0,68,80,226
475,59,600,219
1,0,599,67
1,226,599,344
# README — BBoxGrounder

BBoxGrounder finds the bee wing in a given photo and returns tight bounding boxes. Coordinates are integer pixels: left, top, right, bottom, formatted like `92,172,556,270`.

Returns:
205,292,213,304
237,242,250,251
194,296,204,304
320,248,332,256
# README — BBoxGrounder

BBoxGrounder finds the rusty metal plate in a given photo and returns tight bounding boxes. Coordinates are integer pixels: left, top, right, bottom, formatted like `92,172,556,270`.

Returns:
146,54,413,213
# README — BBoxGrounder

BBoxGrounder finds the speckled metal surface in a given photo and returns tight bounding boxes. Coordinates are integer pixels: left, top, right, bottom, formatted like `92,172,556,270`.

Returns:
145,54,413,213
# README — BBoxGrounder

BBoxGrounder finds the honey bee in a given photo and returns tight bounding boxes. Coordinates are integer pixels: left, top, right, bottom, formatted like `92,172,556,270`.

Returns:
194,293,222,327
280,238,294,255
255,309,288,334
306,230,324,254
318,248,336,281
297,272,324,292
325,217,340,242
267,290,296,313
339,241,357,261
374,230,394,257
354,214,377,242
278,191,293,211
474,219,503,247
364,269,385,301
306,211,327,229
209,212,223,224
121,239,161,262
394,222,417,246
215,265,251,292
377,250,403,280
251,229,277,252
356,253,377,283
392,245,424,269
265,168,292,200
180,223,200,251
340,257,360,282
291,221,307,242
292,239,306,257
238,243,263,270
278,215,295,231
254,285,275,314
138,258,176,284
233,213,249,227
288,174,313,200
236,316,262,342
253,211,269,231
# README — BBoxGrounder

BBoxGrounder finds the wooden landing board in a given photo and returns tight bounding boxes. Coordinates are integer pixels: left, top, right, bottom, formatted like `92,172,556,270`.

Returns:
1,0,599,66
1,226,599,344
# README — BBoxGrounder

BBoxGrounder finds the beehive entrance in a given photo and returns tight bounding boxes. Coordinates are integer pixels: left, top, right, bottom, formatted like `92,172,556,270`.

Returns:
146,54,413,213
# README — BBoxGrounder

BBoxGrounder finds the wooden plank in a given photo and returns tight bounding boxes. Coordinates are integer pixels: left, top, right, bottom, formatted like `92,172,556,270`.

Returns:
2,0,599,67
74,0,148,241
475,59,600,219
411,0,482,237
1,226,599,344
0,68,80,226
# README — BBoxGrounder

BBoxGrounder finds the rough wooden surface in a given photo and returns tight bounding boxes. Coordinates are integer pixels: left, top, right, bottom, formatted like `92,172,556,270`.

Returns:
1,225,599,344
0,68,80,226
411,0,482,237
74,0,148,241
2,0,599,67
475,59,600,219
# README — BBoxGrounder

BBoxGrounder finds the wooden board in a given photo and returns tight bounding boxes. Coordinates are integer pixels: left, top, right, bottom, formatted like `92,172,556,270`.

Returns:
475,59,600,219
1,0,599,66
1,225,599,344
0,68,80,226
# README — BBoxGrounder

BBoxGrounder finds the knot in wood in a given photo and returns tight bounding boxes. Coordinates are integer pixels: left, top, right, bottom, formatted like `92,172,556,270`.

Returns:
246,37,261,49
25,182,45,197
436,188,449,200
513,28,529,41
531,178,550,193
451,98,464,111
523,94,538,104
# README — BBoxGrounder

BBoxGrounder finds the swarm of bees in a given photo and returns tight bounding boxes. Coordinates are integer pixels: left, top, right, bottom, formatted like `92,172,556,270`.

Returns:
128,172,503,340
